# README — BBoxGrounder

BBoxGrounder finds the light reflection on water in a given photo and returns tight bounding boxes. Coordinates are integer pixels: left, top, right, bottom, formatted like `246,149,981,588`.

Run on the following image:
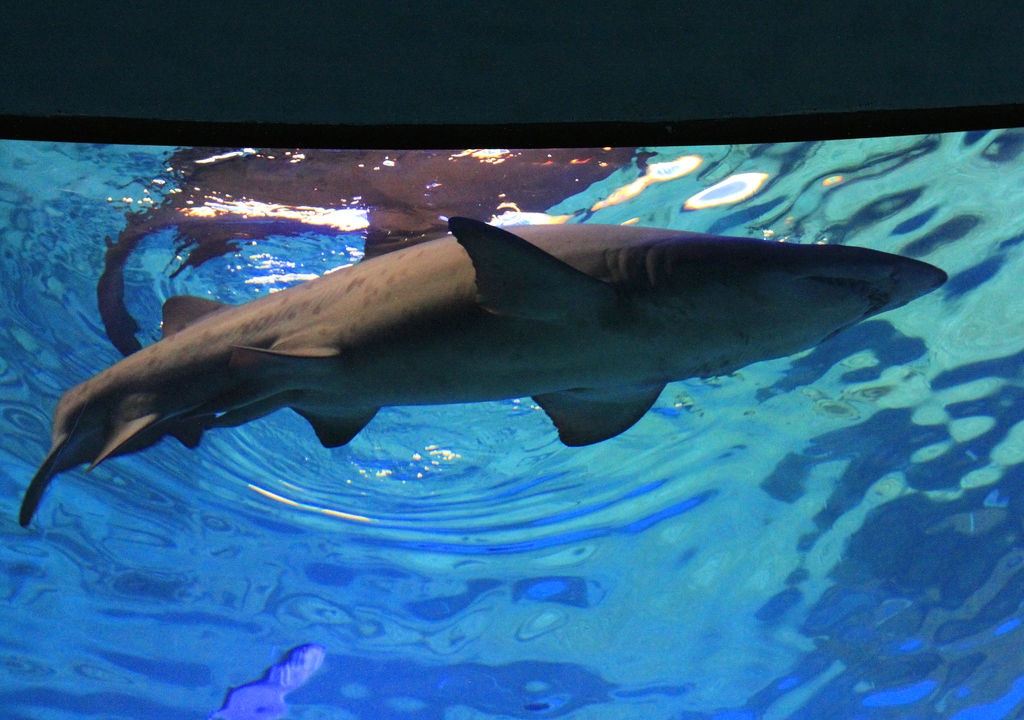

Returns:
2,133,1024,718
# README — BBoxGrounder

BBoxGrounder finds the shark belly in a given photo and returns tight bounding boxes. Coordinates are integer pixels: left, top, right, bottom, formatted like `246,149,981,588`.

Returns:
332,317,643,406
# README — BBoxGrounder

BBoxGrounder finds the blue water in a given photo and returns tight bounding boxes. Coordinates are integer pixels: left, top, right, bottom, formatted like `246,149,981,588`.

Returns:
2,135,1024,719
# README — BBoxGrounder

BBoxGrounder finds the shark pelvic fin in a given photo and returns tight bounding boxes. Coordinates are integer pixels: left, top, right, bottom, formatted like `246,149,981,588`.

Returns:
532,385,665,446
170,424,204,449
88,412,162,471
448,217,617,321
19,434,70,527
162,295,232,337
292,407,378,447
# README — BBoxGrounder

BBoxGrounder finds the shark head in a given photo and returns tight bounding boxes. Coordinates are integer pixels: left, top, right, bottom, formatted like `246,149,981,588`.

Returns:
614,234,947,376
766,241,947,317
746,240,947,341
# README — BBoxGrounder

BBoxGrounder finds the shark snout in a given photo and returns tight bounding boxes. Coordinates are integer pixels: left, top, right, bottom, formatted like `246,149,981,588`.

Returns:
884,255,948,310
800,246,946,318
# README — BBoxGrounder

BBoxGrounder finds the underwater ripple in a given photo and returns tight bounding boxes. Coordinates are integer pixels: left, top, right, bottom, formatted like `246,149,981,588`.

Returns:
135,399,722,555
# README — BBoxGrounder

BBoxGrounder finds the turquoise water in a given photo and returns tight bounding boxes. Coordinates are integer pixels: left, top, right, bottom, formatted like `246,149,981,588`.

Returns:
1,134,1023,719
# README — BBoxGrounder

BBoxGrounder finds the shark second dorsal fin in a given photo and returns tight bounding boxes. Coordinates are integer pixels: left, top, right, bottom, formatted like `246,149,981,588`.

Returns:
162,296,232,338
292,408,378,447
532,385,665,446
447,217,617,322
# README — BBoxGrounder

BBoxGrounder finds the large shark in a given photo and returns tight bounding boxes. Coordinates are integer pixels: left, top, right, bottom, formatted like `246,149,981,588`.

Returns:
18,217,946,526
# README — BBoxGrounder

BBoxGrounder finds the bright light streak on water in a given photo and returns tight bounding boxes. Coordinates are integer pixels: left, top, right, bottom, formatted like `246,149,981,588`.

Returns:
592,155,701,210
685,171,769,208
183,198,369,231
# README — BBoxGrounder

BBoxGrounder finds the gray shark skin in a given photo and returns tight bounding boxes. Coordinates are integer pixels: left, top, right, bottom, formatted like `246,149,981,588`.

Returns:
18,217,946,527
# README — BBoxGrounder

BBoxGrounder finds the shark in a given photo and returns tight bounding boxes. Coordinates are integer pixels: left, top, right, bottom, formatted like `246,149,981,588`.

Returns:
18,217,946,526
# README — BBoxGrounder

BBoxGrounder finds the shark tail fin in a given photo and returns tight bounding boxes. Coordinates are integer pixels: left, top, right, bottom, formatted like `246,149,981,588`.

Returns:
162,296,233,338
20,435,71,527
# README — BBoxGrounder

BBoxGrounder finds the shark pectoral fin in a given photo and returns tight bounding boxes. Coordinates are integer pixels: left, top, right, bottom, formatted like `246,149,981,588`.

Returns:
292,408,378,447
161,295,232,337
448,217,617,321
19,434,70,527
533,385,665,446
88,412,162,471
230,344,340,369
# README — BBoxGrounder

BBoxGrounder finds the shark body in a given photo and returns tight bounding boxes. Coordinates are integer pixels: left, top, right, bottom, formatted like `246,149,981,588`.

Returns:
19,217,946,526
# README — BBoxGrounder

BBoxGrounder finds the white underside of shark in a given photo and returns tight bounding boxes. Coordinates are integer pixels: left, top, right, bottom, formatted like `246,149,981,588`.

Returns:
18,217,946,526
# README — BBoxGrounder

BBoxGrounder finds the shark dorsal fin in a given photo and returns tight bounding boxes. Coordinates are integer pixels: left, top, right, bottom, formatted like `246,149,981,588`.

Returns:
447,217,617,321
532,385,665,445
162,295,232,337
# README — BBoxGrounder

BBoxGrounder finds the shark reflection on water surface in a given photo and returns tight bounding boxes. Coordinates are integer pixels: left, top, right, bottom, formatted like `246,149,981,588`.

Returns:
209,643,325,720
19,217,946,526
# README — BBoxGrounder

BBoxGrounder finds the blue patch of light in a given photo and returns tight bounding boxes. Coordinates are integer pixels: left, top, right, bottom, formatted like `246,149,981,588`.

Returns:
950,676,1024,720
994,617,1020,636
862,679,937,707
526,579,567,599
776,676,799,691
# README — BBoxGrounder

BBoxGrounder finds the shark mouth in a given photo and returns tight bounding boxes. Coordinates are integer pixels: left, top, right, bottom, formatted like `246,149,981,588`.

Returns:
806,275,892,317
